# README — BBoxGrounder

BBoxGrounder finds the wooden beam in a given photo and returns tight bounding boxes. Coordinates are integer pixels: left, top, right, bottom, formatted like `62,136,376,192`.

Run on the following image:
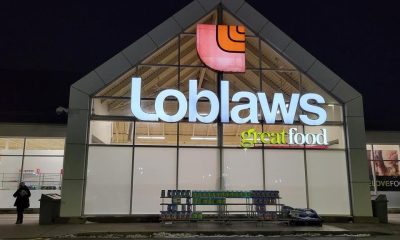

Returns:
198,67,206,88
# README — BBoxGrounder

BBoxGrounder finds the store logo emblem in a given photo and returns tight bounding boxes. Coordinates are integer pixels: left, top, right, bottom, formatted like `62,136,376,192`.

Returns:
196,24,245,72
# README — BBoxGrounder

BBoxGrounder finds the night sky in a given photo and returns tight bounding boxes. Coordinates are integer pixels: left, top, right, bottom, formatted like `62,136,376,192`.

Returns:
1,1,399,130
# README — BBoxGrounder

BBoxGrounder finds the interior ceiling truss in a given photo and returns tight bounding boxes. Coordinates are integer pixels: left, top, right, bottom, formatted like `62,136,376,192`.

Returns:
98,11,317,118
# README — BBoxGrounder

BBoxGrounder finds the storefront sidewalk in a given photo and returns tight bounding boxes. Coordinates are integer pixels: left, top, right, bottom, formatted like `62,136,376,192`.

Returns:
0,214,400,239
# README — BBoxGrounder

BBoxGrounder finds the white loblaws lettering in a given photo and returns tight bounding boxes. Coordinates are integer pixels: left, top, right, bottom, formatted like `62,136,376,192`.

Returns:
131,77,158,121
220,81,230,122
155,89,187,122
258,93,299,124
231,92,259,123
130,77,328,125
188,80,219,123
299,93,327,126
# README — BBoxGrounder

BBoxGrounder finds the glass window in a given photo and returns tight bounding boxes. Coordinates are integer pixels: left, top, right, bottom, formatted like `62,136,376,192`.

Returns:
180,34,203,66
371,145,400,157
373,160,400,177
133,99,180,120
85,146,132,215
142,37,178,65
0,190,18,208
24,138,65,155
223,123,262,147
245,37,260,69
222,149,263,212
262,70,300,102
132,147,176,214
304,125,345,149
264,149,307,208
369,145,400,177
135,122,177,146
222,149,263,190
182,101,214,119
319,104,343,123
90,120,112,144
263,125,304,149
306,150,350,215
224,70,260,92
96,68,137,97
0,137,66,209
92,98,132,117
0,156,22,190
180,67,217,97
301,74,338,104
90,120,133,145
179,123,217,146
178,148,219,190
259,70,302,123
21,156,63,190
178,148,219,213
261,41,296,70
0,138,24,155
367,145,376,191
137,65,178,98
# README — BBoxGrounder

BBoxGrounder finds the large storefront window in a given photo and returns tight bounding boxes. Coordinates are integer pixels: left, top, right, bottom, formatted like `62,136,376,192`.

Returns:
135,122,177,146
178,148,219,190
179,123,217,146
132,147,176,214
368,144,400,192
0,138,64,208
222,149,263,190
90,120,133,145
82,9,350,216
306,150,350,215
264,149,307,208
368,144,400,209
85,146,132,215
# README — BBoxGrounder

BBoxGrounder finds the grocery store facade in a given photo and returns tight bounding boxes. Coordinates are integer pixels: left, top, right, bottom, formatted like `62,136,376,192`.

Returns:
60,0,372,218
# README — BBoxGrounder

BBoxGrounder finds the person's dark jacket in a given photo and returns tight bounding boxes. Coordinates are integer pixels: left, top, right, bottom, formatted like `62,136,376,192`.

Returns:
13,186,31,209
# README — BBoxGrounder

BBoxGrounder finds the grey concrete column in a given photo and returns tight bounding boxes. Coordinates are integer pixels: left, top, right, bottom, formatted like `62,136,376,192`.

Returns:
60,71,106,217
60,87,90,217
344,96,373,217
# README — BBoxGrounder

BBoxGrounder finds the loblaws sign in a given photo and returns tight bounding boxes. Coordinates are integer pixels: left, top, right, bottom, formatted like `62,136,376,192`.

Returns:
129,24,330,147
131,78,326,126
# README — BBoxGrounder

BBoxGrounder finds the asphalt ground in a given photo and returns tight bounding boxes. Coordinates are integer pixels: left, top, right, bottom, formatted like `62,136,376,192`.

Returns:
0,214,399,239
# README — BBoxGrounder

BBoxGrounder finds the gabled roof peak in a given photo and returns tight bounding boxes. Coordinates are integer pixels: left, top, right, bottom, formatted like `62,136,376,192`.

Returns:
70,0,360,111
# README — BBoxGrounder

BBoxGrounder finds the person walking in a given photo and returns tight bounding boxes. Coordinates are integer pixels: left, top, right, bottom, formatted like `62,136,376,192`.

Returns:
13,182,31,224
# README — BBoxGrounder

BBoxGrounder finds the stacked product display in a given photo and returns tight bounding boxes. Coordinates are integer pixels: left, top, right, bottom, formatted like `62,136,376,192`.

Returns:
160,189,283,222
160,190,192,221
192,191,252,198
251,190,279,220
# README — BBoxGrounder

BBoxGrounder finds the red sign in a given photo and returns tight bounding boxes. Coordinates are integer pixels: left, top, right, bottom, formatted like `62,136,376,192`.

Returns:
197,24,245,72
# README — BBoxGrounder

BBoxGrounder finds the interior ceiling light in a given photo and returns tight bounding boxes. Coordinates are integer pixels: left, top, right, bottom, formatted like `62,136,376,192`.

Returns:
137,136,165,140
190,136,217,141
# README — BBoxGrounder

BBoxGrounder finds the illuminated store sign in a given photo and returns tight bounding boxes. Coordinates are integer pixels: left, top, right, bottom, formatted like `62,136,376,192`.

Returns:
240,128,328,148
130,23,327,126
197,24,246,72
131,77,327,125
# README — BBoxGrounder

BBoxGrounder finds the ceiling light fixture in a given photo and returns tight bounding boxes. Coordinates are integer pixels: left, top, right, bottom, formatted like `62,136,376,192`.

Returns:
137,136,165,140
190,136,217,141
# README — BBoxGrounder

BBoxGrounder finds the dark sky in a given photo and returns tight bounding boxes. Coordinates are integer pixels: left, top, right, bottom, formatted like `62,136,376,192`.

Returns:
1,1,399,130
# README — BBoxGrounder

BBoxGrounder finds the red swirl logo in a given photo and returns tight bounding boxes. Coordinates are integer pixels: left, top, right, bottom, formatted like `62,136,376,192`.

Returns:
197,24,245,72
